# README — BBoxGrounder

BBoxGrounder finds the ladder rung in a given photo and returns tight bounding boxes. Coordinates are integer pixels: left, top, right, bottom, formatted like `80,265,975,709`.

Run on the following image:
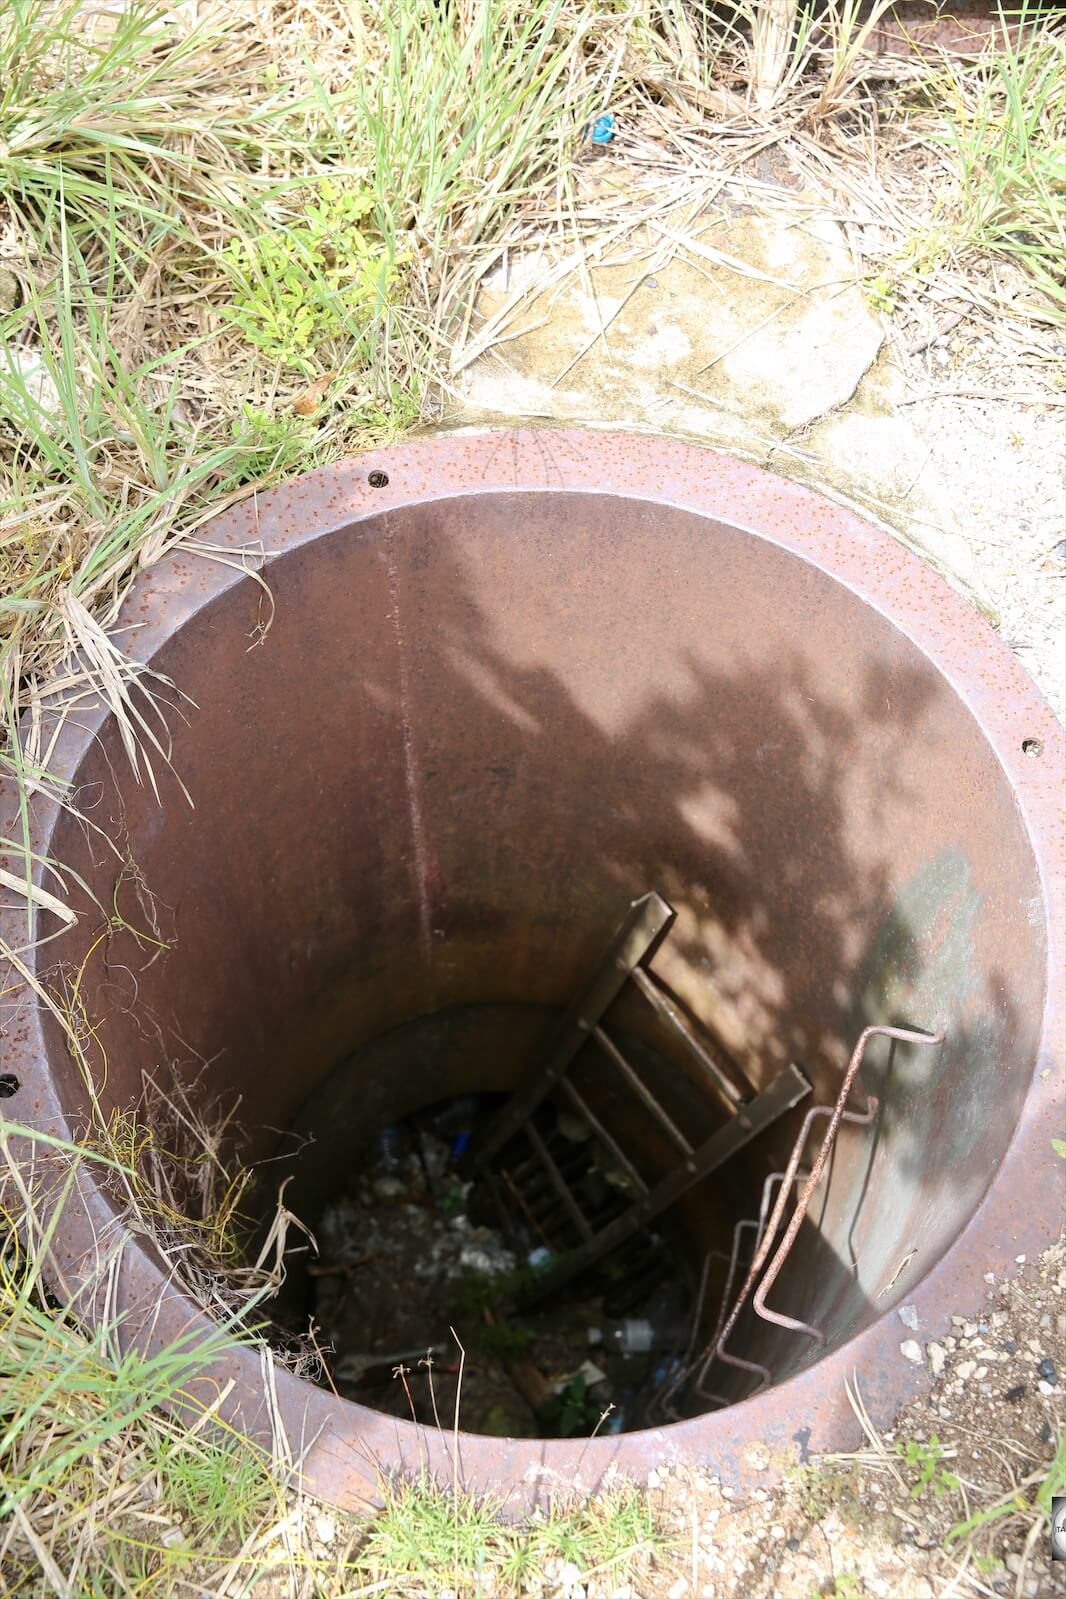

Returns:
469,892,675,1171
629,965,747,1105
560,1079,649,1196
523,1122,595,1242
519,1063,812,1306
591,1025,694,1157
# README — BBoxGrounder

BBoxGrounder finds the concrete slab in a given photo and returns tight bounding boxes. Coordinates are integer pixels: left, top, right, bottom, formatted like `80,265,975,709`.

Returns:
451,209,992,613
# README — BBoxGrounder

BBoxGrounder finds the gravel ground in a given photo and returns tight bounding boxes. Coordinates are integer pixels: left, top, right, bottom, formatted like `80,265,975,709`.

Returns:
894,331,1065,722
614,1243,1066,1599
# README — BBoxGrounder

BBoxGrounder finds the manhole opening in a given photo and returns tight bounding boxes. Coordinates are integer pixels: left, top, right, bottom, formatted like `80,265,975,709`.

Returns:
265,891,940,1436
7,431,1057,1501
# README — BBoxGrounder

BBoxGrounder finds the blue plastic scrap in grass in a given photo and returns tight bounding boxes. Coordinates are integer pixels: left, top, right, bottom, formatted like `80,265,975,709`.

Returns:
589,112,616,145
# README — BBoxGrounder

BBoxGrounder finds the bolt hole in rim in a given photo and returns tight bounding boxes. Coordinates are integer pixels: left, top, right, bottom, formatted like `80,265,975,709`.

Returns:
1022,738,1043,757
0,1075,19,1099
0,430,1061,1508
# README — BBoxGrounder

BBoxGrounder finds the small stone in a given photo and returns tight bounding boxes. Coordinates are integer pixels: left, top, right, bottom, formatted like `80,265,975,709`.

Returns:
956,1360,977,1381
944,1336,957,1350
1038,1380,1054,1396
928,1342,947,1377
983,1271,996,1283
900,1340,923,1364
1004,1339,1018,1354
963,1321,978,1338
647,1469,661,1488
0,268,19,314
898,1303,919,1329
1040,1421,1053,1443
668,1581,689,1599
1004,1384,1027,1403
313,1512,336,1544
1006,1553,1024,1576
769,1524,786,1540
975,1366,988,1380
373,1175,406,1199
786,1537,801,1552
720,1486,735,1500
1015,1254,1026,1265
1037,1357,1057,1384
4,352,61,419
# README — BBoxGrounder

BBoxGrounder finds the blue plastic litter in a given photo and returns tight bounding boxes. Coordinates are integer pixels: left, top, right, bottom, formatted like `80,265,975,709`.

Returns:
450,1129,472,1159
589,113,615,145
375,1124,403,1171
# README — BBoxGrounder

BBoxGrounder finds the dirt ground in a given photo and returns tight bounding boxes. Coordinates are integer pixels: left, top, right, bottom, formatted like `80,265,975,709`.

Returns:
621,1240,1066,1599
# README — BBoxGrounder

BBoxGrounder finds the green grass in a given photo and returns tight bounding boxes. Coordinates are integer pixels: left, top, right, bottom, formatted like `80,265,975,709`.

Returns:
0,1169,662,1596
947,1427,1066,1548
0,0,600,789
897,1433,960,1500
360,1473,661,1593
934,9,1064,316
0,1178,282,1593
889,4,1065,322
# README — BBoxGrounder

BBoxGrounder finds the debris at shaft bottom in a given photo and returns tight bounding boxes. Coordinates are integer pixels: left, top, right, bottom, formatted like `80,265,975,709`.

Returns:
309,1096,690,1437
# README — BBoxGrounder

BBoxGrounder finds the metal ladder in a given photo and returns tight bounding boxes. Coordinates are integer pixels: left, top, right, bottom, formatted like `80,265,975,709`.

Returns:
469,892,812,1303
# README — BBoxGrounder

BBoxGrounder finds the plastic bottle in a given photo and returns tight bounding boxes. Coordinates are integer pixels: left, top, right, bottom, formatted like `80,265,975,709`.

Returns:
588,1317,656,1356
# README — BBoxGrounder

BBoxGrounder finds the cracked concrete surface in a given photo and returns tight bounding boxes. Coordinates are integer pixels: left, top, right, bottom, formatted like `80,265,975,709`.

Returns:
452,210,994,613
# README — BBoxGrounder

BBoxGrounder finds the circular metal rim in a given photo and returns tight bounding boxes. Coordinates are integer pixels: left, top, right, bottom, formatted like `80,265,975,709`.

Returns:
3,428,1063,1505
